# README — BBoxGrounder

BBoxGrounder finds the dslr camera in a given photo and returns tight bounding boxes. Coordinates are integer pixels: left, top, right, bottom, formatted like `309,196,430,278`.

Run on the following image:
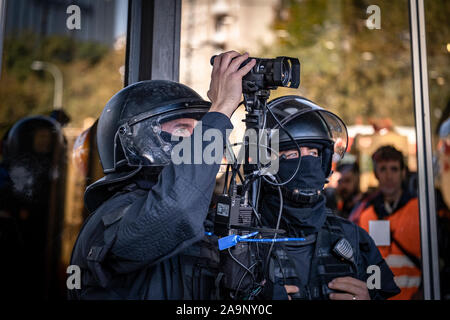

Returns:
210,55,301,94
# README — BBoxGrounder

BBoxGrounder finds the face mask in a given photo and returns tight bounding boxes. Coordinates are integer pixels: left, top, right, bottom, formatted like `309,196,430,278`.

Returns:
277,155,326,193
261,156,328,234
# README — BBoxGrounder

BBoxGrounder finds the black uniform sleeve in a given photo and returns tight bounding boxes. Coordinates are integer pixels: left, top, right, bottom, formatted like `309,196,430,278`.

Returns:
106,112,233,273
356,226,401,300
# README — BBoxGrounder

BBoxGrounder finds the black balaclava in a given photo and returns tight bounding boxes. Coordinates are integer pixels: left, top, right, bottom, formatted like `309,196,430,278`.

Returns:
276,141,327,203
261,145,328,236
277,156,326,199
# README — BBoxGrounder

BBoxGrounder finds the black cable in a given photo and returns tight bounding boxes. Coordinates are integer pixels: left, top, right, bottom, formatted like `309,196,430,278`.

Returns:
224,140,279,195
223,164,231,194
235,261,258,297
236,166,244,184
228,165,238,195
263,175,284,281
256,98,267,171
262,103,302,187
275,252,287,285
254,105,267,213
247,199,263,227
227,247,255,283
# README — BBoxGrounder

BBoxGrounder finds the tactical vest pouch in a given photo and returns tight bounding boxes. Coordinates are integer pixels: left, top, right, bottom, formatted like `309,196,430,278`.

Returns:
220,242,254,295
86,245,112,288
313,217,357,299
268,214,359,300
85,207,129,288
179,234,221,300
318,262,354,278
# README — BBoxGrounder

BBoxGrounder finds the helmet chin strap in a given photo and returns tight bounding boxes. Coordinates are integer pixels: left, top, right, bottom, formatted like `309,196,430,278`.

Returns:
280,187,323,205
264,182,323,206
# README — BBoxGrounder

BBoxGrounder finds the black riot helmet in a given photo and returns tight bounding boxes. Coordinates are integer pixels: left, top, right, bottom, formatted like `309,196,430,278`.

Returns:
4,115,64,160
84,80,211,212
3,116,65,206
267,95,348,178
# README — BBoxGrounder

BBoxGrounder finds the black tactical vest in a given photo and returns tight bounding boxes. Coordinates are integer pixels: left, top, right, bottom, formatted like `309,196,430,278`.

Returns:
267,213,361,300
69,183,222,300
179,234,221,299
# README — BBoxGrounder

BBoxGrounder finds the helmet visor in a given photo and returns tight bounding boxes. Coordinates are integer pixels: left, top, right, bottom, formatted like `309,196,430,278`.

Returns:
316,111,348,162
118,108,208,167
268,96,348,163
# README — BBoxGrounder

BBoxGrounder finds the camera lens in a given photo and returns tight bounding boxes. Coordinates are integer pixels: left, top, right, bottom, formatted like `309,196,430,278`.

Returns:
281,59,291,86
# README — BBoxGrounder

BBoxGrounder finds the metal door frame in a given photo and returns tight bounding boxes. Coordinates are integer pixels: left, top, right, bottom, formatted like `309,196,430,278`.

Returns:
409,0,441,300
0,0,7,77
124,0,181,85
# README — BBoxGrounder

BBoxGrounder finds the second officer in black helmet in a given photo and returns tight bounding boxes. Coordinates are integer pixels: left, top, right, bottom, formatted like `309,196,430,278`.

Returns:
69,51,256,299
257,96,400,300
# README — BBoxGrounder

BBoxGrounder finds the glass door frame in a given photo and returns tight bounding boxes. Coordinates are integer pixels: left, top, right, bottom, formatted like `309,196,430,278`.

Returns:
0,0,6,77
124,0,182,85
409,0,441,300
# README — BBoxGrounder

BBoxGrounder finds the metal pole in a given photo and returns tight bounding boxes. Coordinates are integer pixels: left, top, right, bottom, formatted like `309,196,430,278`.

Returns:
31,61,64,110
409,0,441,300
124,0,142,85
125,0,181,85
151,0,181,81
46,63,63,110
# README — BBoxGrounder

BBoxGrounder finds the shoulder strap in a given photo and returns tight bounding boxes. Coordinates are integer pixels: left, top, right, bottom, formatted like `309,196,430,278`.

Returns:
370,205,421,270
391,234,421,269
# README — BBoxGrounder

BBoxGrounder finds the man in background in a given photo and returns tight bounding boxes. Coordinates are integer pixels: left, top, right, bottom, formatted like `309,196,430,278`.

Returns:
358,146,421,300
335,162,362,219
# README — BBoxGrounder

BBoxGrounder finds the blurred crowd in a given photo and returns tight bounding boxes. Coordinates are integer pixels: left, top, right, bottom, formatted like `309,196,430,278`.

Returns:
325,124,450,299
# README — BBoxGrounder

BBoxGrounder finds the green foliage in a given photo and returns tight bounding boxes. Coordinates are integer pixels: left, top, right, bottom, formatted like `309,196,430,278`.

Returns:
262,0,449,129
76,41,109,65
0,33,124,136
273,0,331,48
424,0,450,135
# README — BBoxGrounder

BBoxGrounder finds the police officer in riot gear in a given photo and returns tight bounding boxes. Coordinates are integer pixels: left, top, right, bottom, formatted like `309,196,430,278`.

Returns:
256,96,400,300
1,115,67,299
69,51,256,299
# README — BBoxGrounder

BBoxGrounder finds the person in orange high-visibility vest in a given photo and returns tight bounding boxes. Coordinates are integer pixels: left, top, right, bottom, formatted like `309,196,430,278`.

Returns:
359,146,421,300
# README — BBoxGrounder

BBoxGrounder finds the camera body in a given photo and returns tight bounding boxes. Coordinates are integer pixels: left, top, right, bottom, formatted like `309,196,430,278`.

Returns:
210,56,301,93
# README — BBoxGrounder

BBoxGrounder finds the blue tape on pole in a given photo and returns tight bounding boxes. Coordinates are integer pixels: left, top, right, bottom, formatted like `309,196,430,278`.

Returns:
242,237,306,243
218,234,239,250
240,231,260,239
218,232,306,250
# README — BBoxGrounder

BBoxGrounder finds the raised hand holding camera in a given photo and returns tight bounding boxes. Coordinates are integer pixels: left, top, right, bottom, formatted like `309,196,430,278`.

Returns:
207,51,256,118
